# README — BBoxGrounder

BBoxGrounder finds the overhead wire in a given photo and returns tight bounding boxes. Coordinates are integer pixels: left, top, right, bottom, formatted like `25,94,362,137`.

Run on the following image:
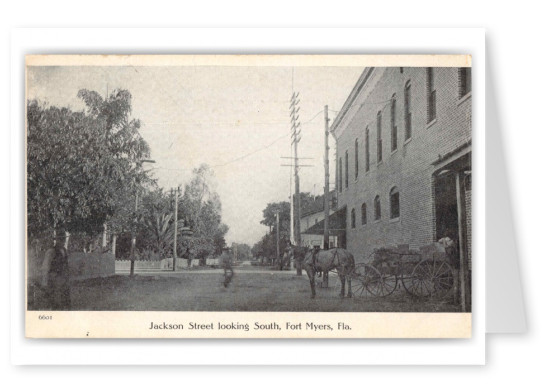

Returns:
212,131,293,168
102,66,392,170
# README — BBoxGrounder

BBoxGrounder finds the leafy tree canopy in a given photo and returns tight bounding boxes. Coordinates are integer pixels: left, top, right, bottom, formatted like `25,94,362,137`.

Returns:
27,88,151,238
179,164,228,260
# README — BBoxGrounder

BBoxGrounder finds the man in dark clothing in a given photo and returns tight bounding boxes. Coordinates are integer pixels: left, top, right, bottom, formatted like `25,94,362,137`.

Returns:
39,242,71,310
439,229,460,304
219,247,234,288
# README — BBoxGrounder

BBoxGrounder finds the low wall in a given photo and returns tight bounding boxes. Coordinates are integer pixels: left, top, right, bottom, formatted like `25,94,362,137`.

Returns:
68,252,116,281
27,251,116,282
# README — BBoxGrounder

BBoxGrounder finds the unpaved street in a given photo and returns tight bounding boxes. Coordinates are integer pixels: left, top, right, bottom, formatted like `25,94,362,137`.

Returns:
67,268,461,312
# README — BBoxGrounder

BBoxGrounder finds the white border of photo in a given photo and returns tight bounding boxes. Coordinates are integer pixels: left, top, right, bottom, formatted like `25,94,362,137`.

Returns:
10,27,485,365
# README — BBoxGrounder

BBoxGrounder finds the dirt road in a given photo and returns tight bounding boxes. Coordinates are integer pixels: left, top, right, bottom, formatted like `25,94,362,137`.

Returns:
66,269,461,312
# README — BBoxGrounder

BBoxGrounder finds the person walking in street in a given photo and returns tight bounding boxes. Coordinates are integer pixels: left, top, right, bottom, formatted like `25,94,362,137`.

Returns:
219,247,234,288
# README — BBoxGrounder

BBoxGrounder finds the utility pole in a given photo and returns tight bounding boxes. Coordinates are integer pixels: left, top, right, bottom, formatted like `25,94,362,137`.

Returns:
290,91,303,275
130,191,139,276
289,146,294,246
323,105,330,250
275,210,281,270
130,159,155,276
282,156,313,245
172,186,180,272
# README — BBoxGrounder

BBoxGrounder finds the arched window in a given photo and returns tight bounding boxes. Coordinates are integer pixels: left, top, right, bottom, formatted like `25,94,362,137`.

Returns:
377,111,382,163
390,186,400,219
354,138,359,180
351,208,356,229
361,203,367,225
404,80,412,140
374,195,381,221
365,127,370,172
390,94,397,152
345,150,349,188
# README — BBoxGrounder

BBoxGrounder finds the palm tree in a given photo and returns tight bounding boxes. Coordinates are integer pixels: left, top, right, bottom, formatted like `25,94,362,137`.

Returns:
141,212,187,259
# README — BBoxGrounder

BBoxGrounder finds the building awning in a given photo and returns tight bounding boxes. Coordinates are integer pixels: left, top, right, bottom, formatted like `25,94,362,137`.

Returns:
302,207,347,236
432,140,472,175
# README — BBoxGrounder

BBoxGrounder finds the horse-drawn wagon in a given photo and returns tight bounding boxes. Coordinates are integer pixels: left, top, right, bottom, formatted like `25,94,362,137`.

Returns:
351,244,455,299
289,243,454,300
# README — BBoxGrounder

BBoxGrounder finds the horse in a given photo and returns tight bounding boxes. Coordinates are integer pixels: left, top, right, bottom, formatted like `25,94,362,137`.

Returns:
289,245,355,299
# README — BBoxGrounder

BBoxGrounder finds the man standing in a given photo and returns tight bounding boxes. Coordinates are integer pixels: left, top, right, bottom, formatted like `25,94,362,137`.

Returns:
219,247,234,288
40,241,71,310
439,229,460,304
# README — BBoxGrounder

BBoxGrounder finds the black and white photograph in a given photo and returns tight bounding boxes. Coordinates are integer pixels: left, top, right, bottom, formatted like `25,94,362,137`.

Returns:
25,55,472,338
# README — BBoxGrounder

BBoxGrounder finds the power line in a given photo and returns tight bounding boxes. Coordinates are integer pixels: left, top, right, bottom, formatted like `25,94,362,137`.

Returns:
146,110,326,128
154,108,325,152
212,131,292,168
303,110,324,124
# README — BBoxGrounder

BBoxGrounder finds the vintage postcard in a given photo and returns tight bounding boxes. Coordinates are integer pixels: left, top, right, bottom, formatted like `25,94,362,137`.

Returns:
25,54,472,338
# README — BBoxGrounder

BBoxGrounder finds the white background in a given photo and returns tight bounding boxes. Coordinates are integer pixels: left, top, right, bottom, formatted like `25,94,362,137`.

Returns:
2,0,547,388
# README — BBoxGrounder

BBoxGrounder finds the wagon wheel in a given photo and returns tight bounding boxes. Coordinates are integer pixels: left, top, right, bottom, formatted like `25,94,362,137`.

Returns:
403,259,454,298
373,261,398,296
350,263,382,299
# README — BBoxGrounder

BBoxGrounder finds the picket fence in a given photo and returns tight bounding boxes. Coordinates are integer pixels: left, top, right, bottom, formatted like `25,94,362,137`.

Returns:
115,258,220,271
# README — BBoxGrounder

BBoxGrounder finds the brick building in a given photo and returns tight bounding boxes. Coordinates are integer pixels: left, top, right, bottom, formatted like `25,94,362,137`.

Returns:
331,67,472,265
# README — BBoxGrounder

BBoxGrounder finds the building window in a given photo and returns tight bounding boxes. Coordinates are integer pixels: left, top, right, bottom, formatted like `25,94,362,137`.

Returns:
365,127,370,172
374,195,381,221
390,94,397,152
351,208,356,229
459,67,472,98
427,68,436,123
354,138,359,180
345,151,349,188
390,187,400,219
361,203,367,225
338,157,342,192
377,111,382,163
404,80,412,140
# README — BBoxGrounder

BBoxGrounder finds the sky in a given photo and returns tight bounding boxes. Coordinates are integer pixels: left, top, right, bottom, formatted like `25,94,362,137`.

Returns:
27,64,364,246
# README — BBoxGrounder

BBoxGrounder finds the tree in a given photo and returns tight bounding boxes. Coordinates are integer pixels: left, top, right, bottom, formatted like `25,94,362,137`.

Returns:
27,89,151,247
232,242,252,261
260,201,291,239
180,164,228,265
211,223,229,257
135,188,170,258
252,194,312,262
